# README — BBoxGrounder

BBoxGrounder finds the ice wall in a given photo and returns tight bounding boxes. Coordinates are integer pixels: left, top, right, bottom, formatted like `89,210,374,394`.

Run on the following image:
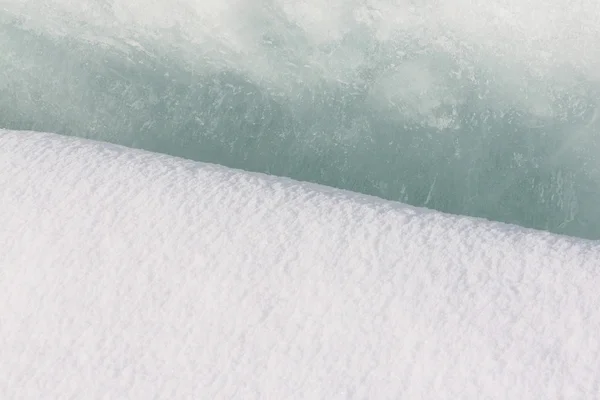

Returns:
1,0,599,238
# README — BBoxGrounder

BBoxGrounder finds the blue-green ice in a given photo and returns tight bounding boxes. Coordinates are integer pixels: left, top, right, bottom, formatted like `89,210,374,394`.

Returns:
1,0,599,238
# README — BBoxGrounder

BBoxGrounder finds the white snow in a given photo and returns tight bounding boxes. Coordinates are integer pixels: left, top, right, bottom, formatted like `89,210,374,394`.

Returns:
1,129,599,399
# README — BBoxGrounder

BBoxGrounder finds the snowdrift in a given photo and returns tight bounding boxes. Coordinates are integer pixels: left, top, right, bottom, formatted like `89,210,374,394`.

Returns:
1,130,599,399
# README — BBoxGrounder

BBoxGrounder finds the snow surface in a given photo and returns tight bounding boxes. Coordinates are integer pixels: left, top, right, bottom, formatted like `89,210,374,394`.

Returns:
1,129,600,399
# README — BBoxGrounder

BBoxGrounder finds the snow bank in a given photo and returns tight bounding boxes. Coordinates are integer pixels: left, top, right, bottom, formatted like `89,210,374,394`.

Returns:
1,130,599,399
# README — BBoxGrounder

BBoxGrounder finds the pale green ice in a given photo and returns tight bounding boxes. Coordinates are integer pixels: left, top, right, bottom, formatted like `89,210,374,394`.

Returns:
1,0,599,239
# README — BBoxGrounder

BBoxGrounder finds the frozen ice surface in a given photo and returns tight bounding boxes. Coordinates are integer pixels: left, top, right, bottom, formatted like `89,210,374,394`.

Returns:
1,130,600,399
2,0,600,238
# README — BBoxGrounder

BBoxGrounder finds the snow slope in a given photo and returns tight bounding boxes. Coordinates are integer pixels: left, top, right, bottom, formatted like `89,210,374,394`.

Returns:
1,130,599,399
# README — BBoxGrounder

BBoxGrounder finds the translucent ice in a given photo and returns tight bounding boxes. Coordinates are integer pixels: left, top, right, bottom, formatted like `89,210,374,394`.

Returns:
1,0,599,238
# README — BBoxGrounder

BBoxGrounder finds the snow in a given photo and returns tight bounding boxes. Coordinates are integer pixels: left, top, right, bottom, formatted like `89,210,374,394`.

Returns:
1,129,599,399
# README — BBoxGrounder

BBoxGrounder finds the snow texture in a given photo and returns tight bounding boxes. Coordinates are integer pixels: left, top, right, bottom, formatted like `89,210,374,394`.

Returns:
1,130,599,399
